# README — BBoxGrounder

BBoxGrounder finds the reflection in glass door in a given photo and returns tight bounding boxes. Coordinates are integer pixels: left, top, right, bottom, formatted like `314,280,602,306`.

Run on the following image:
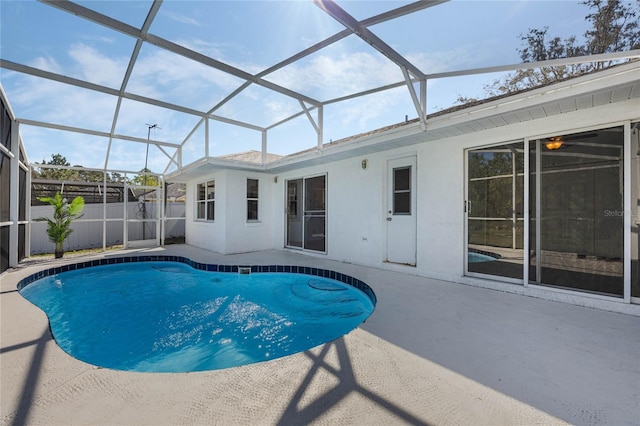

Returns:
466,142,524,279
286,175,326,252
531,127,624,296
286,179,303,248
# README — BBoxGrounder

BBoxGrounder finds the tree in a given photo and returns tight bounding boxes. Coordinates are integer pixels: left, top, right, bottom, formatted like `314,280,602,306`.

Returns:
75,167,105,183
33,154,131,184
109,172,125,183
34,192,85,258
129,168,160,187
33,154,79,181
584,0,640,68
458,0,639,102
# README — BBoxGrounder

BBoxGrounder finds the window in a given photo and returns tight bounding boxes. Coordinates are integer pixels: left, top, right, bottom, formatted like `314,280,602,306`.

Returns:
196,180,215,221
393,166,411,215
247,178,259,221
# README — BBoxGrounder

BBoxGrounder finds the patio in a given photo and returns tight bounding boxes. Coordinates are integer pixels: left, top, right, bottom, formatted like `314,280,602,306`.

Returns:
2,245,638,425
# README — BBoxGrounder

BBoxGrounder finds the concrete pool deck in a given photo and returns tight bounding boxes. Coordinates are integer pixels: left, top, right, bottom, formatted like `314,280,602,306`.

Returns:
1,245,639,425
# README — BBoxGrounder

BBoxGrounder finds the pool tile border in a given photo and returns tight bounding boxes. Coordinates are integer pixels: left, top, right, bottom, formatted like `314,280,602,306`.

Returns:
17,255,377,305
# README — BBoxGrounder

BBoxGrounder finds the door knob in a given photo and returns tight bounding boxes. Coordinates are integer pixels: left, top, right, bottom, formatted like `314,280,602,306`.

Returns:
387,217,392,221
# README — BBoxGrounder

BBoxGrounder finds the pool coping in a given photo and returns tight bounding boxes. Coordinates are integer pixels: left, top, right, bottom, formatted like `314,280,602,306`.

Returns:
16,255,377,306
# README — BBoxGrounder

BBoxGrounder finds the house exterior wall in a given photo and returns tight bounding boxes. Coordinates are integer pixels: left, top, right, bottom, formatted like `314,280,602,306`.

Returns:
223,170,274,254
183,98,639,311
186,170,227,254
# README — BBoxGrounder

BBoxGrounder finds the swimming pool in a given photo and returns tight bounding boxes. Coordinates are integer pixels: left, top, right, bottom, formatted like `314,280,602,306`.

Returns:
18,257,376,373
468,252,498,263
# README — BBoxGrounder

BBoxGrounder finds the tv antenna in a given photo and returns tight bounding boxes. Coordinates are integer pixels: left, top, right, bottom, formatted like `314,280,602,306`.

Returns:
144,123,161,172
141,123,161,240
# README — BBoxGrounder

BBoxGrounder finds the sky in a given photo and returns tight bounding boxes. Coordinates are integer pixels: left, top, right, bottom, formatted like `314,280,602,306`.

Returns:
0,0,593,174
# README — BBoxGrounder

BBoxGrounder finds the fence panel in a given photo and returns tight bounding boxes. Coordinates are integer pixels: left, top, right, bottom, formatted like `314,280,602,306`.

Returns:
30,202,185,254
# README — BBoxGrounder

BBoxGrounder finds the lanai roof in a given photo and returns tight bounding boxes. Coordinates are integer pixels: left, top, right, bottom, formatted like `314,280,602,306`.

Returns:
1,0,639,178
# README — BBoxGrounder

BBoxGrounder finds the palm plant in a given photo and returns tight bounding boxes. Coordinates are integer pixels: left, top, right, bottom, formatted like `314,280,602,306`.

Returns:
35,192,85,258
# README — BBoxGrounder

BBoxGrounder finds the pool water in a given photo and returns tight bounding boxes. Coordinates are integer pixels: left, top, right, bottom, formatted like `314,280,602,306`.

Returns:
19,262,375,372
468,252,497,263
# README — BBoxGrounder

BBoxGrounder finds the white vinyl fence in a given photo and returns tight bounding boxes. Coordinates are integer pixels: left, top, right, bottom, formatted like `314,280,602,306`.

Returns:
30,202,185,254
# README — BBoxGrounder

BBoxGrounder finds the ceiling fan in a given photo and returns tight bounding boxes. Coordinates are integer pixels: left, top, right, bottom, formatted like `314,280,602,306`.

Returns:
545,132,598,150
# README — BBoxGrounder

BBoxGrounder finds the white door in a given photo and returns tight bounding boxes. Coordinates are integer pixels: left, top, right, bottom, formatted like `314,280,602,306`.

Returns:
386,156,417,265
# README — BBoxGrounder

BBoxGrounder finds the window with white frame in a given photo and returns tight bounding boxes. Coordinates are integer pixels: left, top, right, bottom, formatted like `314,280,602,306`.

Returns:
247,178,259,221
196,180,215,221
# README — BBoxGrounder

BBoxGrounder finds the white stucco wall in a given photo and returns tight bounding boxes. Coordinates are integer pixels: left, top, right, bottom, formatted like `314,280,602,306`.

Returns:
185,171,227,254
185,170,276,255
223,170,274,254
184,98,639,283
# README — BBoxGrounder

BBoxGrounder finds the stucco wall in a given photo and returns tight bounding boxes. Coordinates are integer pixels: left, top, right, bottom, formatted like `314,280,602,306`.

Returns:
223,170,275,254
184,99,639,281
185,170,227,254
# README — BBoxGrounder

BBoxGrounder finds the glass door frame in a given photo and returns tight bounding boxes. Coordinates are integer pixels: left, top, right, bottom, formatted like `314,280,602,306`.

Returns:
284,173,327,254
464,140,525,285
465,121,633,303
631,121,640,304
527,123,630,301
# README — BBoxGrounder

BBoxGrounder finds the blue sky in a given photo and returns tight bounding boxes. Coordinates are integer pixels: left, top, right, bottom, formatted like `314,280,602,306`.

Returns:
1,1,592,173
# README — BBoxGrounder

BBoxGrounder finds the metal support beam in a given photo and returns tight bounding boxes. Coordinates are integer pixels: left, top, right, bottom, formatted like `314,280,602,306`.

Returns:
102,171,107,251
205,119,209,158
261,130,267,164
420,79,427,122
108,1,163,170
424,49,640,80
104,138,113,170
401,67,425,130
9,120,19,267
17,118,179,148
318,106,324,148
299,100,319,134
313,0,425,80
156,144,179,168
0,60,202,117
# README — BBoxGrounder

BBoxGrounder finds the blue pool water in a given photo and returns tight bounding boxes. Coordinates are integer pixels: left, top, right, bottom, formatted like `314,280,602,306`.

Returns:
468,252,497,263
19,261,375,372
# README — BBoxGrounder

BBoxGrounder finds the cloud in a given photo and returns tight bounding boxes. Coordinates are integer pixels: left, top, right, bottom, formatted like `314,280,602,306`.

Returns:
266,51,402,100
332,86,409,131
30,55,63,74
67,43,128,87
406,48,476,76
162,11,203,27
126,46,244,110
20,126,110,169
9,74,117,131
172,38,263,74
263,99,301,124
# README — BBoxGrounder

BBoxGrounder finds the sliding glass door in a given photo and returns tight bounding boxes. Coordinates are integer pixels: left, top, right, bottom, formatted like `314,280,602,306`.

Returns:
466,142,524,280
466,125,627,298
286,175,326,252
531,127,624,296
